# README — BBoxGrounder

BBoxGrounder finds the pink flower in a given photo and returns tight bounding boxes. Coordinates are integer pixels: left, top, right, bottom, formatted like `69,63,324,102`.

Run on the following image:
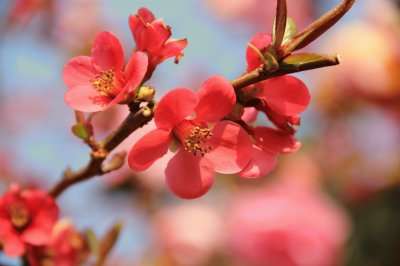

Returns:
238,108,300,178
6,0,50,25
27,220,88,266
128,75,252,199
244,33,310,132
129,7,188,78
227,182,351,266
63,31,148,112
0,184,59,257
235,33,310,178
238,126,301,178
204,0,313,31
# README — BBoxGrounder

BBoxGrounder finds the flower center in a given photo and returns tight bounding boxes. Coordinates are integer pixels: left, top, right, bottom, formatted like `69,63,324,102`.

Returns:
174,120,213,156
90,69,117,97
8,204,30,229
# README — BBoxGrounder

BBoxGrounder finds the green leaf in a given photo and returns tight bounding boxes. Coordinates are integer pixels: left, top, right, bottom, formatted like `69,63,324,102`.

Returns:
281,52,340,69
282,17,297,45
283,0,355,54
71,123,91,141
85,229,98,256
94,222,123,266
272,0,287,50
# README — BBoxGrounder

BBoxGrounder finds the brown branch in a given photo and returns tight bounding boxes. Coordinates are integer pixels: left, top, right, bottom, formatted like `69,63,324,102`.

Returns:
48,106,153,198
231,53,340,90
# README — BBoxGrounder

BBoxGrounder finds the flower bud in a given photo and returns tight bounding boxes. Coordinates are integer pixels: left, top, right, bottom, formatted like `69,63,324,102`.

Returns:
142,106,153,117
137,86,155,101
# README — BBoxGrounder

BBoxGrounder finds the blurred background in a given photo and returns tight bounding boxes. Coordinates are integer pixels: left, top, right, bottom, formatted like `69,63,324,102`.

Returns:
1,0,400,265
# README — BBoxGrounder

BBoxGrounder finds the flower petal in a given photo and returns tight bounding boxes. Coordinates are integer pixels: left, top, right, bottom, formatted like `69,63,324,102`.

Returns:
150,19,173,51
242,107,258,124
159,38,188,62
125,51,148,93
63,56,97,89
128,129,171,171
238,145,277,178
138,7,155,23
194,75,236,123
254,127,301,155
155,88,198,131
91,32,124,71
257,75,310,116
205,121,252,174
246,33,272,72
2,230,25,257
64,85,126,112
22,192,58,246
165,147,214,199
264,108,301,132
129,17,171,54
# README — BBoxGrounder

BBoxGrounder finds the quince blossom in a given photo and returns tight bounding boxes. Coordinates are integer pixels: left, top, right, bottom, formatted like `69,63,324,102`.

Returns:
129,7,188,78
27,220,89,266
128,76,252,199
238,108,301,178
63,31,148,112
236,33,310,178
245,33,310,131
0,184,59,257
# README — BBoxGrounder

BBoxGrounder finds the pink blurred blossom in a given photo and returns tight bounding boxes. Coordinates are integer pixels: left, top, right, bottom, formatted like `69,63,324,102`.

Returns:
227,181,350,266
54,0,103,52
316,21,400,109
316,109,400,202
204,0,313,31
152,203,224,266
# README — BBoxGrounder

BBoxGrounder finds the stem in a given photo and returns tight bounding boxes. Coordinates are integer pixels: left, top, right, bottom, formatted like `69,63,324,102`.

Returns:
48,106,153,198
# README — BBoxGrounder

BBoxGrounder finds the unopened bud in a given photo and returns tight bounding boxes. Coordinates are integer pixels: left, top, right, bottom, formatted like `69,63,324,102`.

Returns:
137,86,155,101
142,106,152,117
104,151,127,172
71,122,93,141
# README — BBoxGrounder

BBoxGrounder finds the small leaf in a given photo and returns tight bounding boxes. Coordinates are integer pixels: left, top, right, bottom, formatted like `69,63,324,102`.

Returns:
282,17,297,45
273,0,287,50
281,53,340,71
85,229,99,257
71,123,92,141
283,0,355,54
94,222,123,266
282,53,339,65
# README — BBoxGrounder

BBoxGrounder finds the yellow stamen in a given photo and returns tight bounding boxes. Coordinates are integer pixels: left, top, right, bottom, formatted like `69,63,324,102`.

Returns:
90,69,116,97
183,126,213,157
9,204,30,229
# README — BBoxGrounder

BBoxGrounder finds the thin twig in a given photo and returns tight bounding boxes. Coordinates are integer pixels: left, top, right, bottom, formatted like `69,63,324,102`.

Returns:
48,105,153,198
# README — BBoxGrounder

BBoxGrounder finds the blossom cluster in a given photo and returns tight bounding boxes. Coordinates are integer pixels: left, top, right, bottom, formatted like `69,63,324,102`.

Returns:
62,7,310,199
0,184,94,264
0,1,358,264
